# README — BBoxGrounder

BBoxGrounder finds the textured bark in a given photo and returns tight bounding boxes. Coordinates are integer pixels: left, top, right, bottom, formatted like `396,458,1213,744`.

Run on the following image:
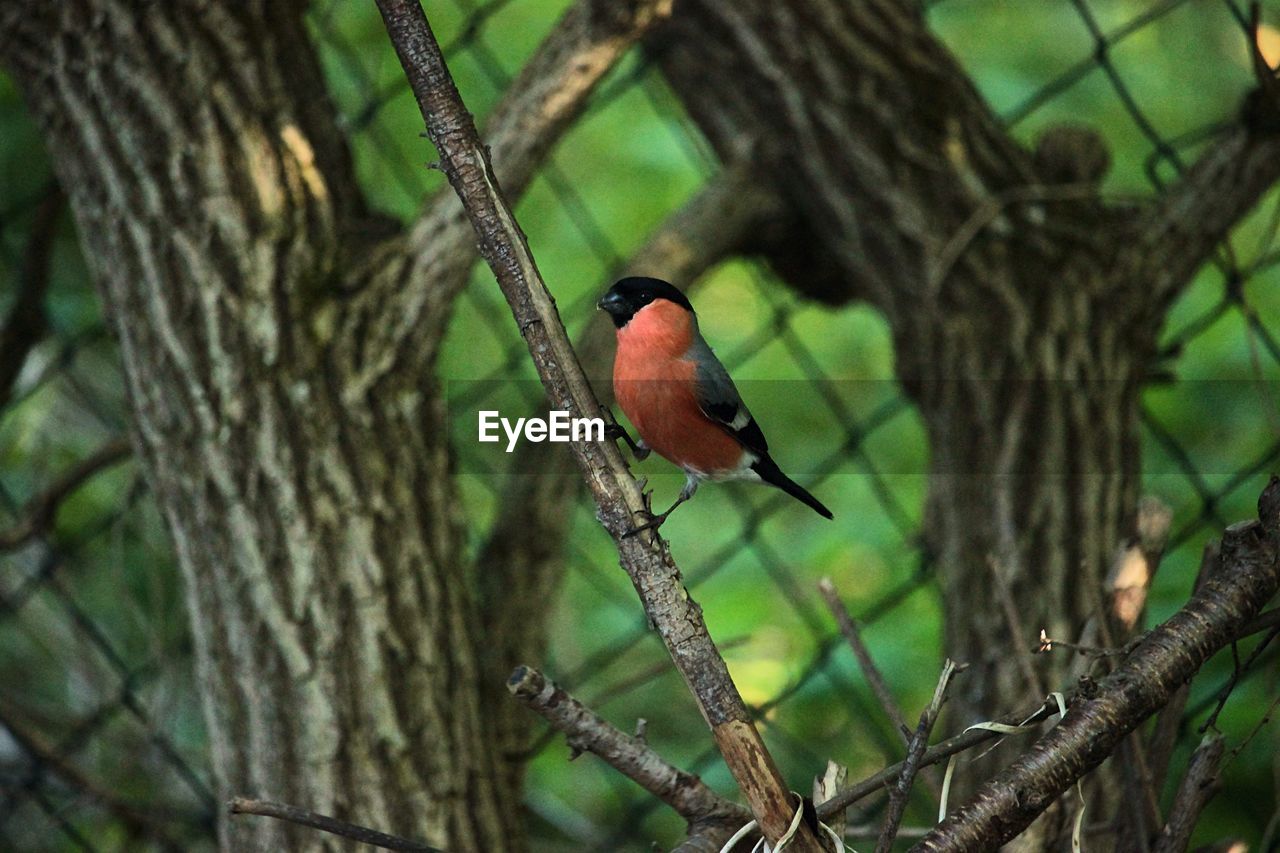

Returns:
650,1,1280,819
0,3,513,849
0,0,667,848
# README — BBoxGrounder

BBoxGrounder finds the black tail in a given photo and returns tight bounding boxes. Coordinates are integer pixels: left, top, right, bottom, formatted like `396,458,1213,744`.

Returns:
751,455,833,519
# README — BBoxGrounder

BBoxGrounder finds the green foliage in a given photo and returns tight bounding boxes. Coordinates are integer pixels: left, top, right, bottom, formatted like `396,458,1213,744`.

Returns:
1,1,1277,850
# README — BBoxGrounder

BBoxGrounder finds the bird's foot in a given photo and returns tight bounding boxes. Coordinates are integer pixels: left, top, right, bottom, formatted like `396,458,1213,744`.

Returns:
622,492,687,538
602,410,650,460
622,508,671,538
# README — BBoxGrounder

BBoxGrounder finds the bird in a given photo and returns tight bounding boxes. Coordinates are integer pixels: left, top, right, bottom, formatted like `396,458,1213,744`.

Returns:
598,276,833,534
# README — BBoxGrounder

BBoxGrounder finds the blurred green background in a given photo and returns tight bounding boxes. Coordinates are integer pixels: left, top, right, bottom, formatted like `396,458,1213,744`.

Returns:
1,0,1278,849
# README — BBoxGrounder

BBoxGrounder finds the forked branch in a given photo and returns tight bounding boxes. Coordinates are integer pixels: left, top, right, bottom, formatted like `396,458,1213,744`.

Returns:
914,479,1280,850
508,665,748,834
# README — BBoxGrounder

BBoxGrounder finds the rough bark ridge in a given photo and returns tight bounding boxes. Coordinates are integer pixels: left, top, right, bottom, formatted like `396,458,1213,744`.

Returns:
651,0,1280,803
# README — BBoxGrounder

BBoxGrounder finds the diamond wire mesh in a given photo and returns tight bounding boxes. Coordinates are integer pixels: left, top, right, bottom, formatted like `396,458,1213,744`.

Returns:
0,0,1278,849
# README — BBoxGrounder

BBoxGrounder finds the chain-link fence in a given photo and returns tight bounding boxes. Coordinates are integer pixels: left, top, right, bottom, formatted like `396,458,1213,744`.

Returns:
2,0,1278,849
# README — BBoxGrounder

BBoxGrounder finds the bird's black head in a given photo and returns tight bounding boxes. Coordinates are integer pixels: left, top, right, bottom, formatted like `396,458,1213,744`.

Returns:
597,277,693,328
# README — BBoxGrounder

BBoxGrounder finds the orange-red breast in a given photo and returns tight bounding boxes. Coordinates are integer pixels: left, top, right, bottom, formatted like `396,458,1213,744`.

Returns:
599,276,833,531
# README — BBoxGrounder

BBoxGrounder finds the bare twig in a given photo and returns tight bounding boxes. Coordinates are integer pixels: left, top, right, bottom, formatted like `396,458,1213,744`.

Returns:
1108,499,1174,850
988,558,1047,696
1132,12,1280,312
372,4,820,847
851,825,931,841
1150,734,1225,853
1239,605,1280,638
913,479,1280,850
1199,622,1280,733
507,665,748,825
1035,630,1130,659
876,660,960,853
1149,540,1220,796
818,578,911,741
347,0,674,383
476,165,777,733
1221,689,1280,772
0,437,131,550
228,798,439,853
816,695,1068,821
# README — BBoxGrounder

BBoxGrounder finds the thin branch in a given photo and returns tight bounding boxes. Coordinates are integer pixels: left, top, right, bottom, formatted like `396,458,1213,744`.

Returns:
345,0,674,386
0,437,131,550
476,161,776,656
227,798,440,853
1199,621,1280,734
373,4,822,847
1222,689,1280,772
816,695,1067,821
508,665,747,824
988,558,1047,697
1148,539,1219,795
1150,734,1225,853
1035,630,1130,659
913,478,1280,851
817,577,944,797
818,578,912,742
1131,16,1280,313
876,660,960,853
1236,605,1280,640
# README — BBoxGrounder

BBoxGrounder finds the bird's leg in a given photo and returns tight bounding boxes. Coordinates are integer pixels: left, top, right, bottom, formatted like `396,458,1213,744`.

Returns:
602,407,650,460
623,476,698,538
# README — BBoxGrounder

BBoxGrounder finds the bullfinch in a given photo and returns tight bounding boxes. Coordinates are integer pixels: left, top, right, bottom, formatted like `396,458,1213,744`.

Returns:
599,276,833,533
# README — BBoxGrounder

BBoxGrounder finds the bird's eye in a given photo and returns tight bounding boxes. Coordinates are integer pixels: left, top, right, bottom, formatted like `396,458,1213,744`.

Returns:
639,292,653,304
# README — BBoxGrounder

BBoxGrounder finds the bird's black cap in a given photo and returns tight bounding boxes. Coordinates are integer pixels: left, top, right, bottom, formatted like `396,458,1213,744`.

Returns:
597,277,693,328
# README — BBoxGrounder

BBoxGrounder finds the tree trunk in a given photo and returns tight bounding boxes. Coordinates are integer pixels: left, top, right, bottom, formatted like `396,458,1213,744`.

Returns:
1,3,517,849
651,0,1280,826
7,0,1278,848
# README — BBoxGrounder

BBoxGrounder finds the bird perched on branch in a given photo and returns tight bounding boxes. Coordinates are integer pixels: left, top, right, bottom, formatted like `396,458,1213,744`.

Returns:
599,276,833,534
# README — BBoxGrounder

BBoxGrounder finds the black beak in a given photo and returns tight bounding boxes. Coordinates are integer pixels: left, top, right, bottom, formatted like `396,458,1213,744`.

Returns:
597,291,627,315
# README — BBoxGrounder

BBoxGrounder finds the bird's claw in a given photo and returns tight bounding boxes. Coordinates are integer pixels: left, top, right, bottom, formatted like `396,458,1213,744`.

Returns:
622,510,669,538
602,411,650,461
